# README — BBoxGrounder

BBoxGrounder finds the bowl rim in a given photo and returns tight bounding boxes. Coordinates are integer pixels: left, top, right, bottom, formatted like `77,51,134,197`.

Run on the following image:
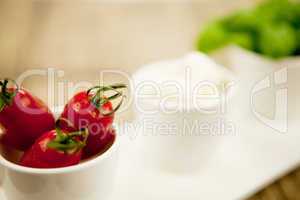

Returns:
132,52,238,113
0,133,119,175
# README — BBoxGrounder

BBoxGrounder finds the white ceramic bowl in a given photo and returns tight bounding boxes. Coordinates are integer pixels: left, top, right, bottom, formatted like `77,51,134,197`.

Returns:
0,134,119,200
133,52,236,174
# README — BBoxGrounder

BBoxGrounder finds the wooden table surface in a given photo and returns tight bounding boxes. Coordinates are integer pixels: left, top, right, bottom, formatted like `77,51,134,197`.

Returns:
248,168,300,200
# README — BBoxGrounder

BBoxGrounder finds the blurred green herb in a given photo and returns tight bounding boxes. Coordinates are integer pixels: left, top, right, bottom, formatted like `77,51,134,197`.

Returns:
196,0,300,58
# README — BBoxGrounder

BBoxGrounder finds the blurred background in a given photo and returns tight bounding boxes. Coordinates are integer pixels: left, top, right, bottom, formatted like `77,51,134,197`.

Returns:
1,0,300,199
0,0,259,101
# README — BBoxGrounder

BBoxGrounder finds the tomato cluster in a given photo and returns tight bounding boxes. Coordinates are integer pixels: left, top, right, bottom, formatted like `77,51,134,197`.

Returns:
0,79,126,169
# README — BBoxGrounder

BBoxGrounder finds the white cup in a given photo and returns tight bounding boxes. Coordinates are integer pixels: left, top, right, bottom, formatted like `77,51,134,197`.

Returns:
135,109,231,173
133,52,236,173
0,136,119,200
